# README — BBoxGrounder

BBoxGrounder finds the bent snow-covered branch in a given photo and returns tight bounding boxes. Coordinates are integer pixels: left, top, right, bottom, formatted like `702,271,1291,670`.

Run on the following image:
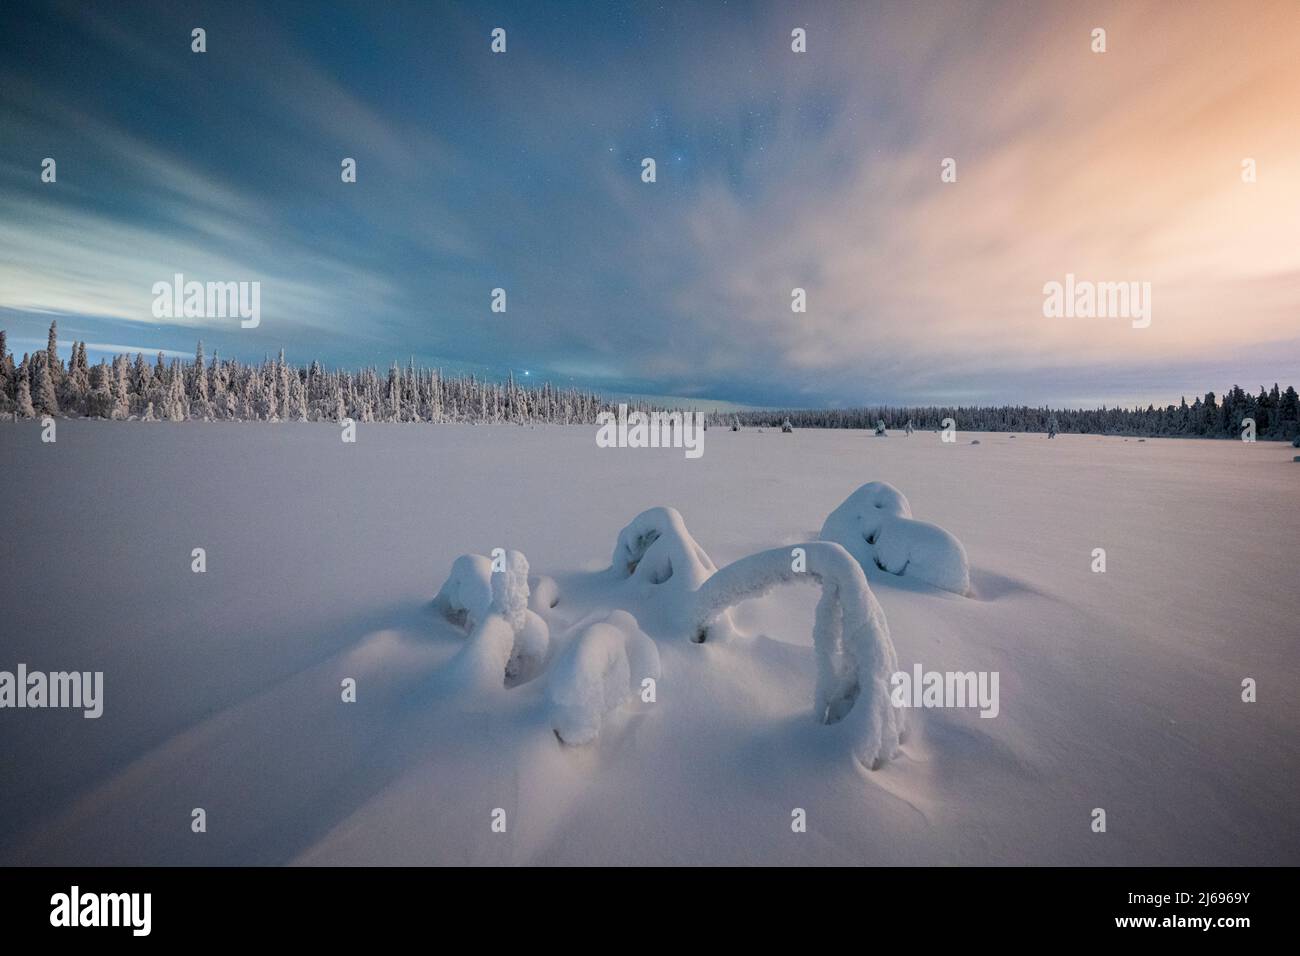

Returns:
688,542,903,769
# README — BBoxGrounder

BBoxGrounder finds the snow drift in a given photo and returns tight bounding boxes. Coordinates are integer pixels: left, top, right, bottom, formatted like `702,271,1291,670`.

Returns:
820,481,970,595
688,542,903,770
547,610,661,745
435,549,550,690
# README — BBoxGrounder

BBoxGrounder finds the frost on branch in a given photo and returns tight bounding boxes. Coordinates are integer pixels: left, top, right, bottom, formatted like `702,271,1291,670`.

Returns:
687,543,903,769
820,481,970,596
547,611,661,746
435,550,550,690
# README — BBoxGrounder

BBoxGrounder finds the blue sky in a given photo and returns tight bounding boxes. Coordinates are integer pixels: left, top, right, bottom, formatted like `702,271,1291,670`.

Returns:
2,0,1298,408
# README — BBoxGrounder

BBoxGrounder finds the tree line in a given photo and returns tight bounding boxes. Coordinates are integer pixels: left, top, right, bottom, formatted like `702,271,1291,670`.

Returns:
0,323,609,425
719,388,1300,441
2,322,1296,440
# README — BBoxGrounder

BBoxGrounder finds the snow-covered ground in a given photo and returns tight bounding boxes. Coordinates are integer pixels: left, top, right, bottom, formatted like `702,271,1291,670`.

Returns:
1,422,1296,865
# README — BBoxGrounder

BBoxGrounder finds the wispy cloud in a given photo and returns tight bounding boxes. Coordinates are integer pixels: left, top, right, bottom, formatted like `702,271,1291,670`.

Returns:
1,0,1297,405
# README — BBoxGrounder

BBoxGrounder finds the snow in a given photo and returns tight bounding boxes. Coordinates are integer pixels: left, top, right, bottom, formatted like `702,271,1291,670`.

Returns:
529,575,559,613
433,553,494,630
688,542,902,769
437,549,550,690
611,506,717,590
1,422,1297,865
547,611,660,746
607,506,735,639
821,481,971,595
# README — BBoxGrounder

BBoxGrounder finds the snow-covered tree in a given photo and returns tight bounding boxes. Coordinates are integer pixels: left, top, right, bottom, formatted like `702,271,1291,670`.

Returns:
31,353,59,415
821,481,970,595
15,374,35,418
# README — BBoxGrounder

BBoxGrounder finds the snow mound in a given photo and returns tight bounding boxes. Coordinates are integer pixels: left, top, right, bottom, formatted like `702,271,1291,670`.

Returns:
612,507,717,590
610,507,737,640
820,482,970,595
548,611,661,746
433,553,494,629
437,550,551,690
688,542,903,769
529,574,560,612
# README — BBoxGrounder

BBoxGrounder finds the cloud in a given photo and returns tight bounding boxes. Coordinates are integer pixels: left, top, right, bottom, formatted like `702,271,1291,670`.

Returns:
1,0,1297,406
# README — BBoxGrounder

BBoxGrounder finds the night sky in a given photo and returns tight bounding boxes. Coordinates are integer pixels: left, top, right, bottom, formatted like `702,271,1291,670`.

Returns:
2,0,1297,408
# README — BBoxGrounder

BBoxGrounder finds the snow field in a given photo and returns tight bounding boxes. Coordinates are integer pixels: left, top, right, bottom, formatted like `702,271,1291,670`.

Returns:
2,423,1297,865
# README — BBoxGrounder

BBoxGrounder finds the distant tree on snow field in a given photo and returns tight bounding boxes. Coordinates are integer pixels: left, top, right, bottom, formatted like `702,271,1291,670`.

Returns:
711,386,1300,442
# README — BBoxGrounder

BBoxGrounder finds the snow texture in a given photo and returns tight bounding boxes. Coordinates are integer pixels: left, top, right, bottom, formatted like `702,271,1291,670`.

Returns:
612,507,717,590
433,553,494,630
689,542,903,770
547,610,661,746
7,424,1298,866
437,549,550,690
609,506,739,641
820,481,970,595
529,575,560,612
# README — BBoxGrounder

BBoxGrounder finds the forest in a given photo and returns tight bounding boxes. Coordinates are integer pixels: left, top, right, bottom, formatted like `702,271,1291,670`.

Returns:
2,323,1296,441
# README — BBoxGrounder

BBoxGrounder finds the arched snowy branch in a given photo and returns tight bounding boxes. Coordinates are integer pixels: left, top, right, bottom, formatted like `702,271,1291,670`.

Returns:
688,542,903,770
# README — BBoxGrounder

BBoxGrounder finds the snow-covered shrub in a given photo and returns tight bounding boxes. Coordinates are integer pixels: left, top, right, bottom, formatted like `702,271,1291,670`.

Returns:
688,543,903,769
820,482,970,595
433,553,494,629
610,507,734,639
612,507,718,591
529,574,560,612
436,550,550,689
548,611,660,746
